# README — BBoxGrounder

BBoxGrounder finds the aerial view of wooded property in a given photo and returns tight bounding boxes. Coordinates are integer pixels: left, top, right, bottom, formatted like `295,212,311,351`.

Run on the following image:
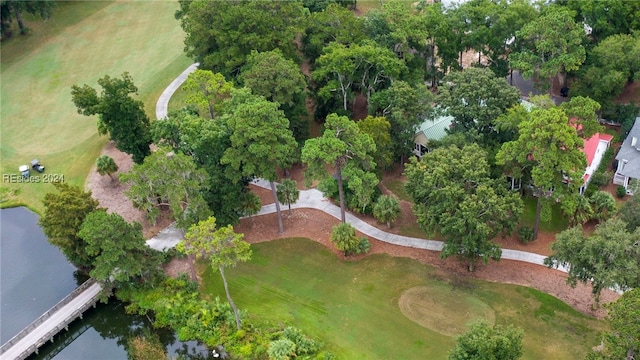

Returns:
0,0,639,359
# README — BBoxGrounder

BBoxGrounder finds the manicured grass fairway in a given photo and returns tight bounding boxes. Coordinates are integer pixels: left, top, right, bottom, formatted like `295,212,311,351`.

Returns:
0,1,191,212
202,238,606,359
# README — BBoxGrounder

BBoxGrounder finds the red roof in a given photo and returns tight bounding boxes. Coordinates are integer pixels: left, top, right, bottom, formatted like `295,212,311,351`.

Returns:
582,133,613,166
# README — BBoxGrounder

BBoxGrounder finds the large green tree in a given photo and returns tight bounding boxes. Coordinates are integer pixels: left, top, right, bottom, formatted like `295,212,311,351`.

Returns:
239,49,309,143
182,69,233,120
405,144,523,271
369,80,433,164
71,73,151,164
78,210,162,288
496,107,586,240
302,114,376,222
484,0,538,78
40,183,101,271
221,91,298,234
150,109,250,226
510,6,586,89
313,40,406,113
437,67,521,146
302,3,365,63
178,217,252,330
357,115,393,170
617,195,640,232
573,34,640,107
562,0,640,43
544,219,640,308
417,1,464,87
177,0,304,78
121,147,211,230
448,319,524,360
587,288,640,360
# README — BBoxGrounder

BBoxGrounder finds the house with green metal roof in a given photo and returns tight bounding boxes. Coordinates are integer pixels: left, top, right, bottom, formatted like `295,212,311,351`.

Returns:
413,99,535,158
413,113,454,158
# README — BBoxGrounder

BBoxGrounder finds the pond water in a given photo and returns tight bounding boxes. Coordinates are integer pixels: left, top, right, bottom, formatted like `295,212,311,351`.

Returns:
0,207,208,359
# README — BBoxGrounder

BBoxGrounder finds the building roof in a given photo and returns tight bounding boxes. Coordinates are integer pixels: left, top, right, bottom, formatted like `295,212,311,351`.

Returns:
583,133,613,167
615,117,640,179
415,99,535,142
415,113,454,142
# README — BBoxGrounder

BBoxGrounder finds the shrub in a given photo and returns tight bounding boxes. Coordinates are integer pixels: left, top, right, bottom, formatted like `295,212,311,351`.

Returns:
373,195,401,228
356,237,371,254
330,223,360,256
590,191,617,221
268,339,296,360
517,227,535,243
590,171,612,189
616,185,627,198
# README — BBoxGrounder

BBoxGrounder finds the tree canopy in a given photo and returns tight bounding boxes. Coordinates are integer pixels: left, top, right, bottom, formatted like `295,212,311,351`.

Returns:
178,217,252,330
544,219,640,308
239,49,309,143
617,195,640,232
40,183,101,271
448,319,524,360
313,40,406,114
496,106,586,239
182,69,233,119
437,67,521,146
150,109,250,226
587,288,640,360
510,6,586,89
78,210,162,288
0,0,55,37
221,89,298,233
121,147,211,230
405,144,523,271
301,113,376,222
177,0,304,78
71,73,151,164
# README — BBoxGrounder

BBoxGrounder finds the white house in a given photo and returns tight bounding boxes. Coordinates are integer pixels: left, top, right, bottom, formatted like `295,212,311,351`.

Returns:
579,132,613,195
613,117,640,195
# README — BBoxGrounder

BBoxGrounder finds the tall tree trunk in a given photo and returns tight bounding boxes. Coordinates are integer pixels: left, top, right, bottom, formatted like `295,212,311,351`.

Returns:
336,169,346,223
593,286,601,310
288,203,292,216
188,253,197,282
14,8,26,35
509,68,514,86
219,266,241,330
534,195,542,240
208,104,214,119
270,181,284,234
468,259,475,272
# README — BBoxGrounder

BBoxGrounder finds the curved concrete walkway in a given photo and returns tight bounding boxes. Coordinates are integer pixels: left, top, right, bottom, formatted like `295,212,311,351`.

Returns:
250,179,569,273
155,62,199,120
153,63,568,273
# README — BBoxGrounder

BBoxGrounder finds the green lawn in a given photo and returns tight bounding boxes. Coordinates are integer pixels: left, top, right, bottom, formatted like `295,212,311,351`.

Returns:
202,238,606,360
520,196,569,232
0,1,191,213
381,178,412,202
